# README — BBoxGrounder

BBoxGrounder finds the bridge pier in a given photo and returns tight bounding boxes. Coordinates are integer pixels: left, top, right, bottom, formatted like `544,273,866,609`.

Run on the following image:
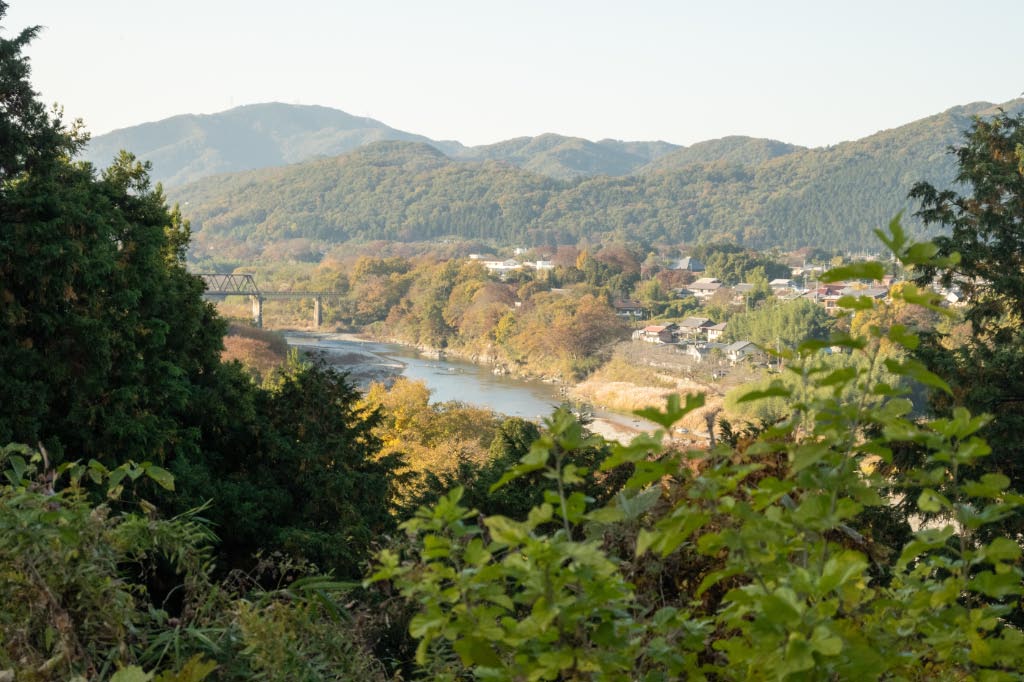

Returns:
251,295,264,328
313,296,323,328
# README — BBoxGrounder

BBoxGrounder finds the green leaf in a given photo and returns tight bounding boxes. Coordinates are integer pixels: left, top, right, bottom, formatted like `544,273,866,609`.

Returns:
144,464,175,491
110,667,153,682
874,215,907,255
762,587,803,626
5,455,26,486
819,550,868,593
904,241,939,265
970,571,1024,598
696,567,744,597
736,380,791,403
585,506,625,524
963,473,1011,499
634,392,705,429
836,295,876,310
917,488,949,513
490,443,549,492
615,486,662,520
818,367,858,387
484,516,529,546
819,261,886,283
154,655,218,682
811,625,844,657
791,442,831,473
982,537,1022,564
601,433,663,469
884,357,952,395
453,636,502,667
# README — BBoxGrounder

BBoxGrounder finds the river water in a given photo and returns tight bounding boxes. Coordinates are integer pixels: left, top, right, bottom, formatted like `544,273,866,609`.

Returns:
284,332,653,435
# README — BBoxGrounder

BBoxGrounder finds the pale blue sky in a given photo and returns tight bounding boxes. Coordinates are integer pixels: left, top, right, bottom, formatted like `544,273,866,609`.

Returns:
5,0,1021,147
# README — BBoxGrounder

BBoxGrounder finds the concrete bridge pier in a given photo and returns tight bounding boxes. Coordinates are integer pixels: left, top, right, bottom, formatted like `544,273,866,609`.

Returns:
313,296,323,328
251,295,264,328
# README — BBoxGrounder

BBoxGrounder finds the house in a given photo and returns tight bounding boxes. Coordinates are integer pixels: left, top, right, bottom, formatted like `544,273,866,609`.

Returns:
802,284,845,314
724,340,765,364
706,322,727,342
633,323,679,344
769,278,799,292
669,256,705,272
534,260,554,271
482,259,523,279
680,342,727,362
614,299,647,319
677,316,715,340
731,282,756,305
686,277,722,300
839,285,889,301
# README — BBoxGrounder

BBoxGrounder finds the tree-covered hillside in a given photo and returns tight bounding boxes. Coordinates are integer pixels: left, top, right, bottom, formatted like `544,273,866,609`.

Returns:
173,98,1024,256
455,133,680,179
639,135,803,170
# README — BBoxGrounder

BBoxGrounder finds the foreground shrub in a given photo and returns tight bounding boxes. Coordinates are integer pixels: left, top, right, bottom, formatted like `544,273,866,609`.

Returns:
371,221,1024,680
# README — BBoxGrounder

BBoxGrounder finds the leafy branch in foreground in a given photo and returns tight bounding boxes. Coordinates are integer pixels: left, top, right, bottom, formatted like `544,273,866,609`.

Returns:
371,218,1024,681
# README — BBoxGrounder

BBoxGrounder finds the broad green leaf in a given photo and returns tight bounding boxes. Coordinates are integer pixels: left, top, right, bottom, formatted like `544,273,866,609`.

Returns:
696,567,744,597
585,506,625,524
963,473,1011,499
982,537,1022,563
917,488,949,513
836,295,876,310
154,655,218,682
873,215,907,255
791,442,831,473
811,625,844,657
601,433,663,469
110,667,153,682
970,571,1024,598
453,636,502,667
144,464,175,491
884,357,952,395
485,516,529,546
819,261,886,283
819,550,868,593
736,380,791,403
634,392,705,429
887,324,920,350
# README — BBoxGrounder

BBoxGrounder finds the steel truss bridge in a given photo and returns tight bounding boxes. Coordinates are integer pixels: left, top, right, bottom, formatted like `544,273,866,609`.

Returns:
196,273,345,327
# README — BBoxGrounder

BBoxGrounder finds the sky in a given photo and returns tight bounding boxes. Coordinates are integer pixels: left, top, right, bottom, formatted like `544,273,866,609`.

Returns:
5,0,1022,148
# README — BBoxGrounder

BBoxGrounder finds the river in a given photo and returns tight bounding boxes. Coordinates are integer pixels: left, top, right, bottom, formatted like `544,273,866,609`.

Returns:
284,332,654,439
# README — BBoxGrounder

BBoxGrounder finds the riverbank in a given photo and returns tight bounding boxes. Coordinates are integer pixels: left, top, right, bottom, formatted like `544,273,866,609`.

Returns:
285,331,668,442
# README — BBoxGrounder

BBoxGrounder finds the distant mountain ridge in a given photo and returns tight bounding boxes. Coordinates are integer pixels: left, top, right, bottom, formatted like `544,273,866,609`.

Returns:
168,98,1024,259
83,103,466,187
83,102,687,185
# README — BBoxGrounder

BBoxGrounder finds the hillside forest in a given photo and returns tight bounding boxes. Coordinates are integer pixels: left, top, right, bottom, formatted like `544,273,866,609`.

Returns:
169,99,1023,265
5,4,1024,680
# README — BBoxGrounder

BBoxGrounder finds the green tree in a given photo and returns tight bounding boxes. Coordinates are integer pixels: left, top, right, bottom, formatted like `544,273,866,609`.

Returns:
907,110,1024,537
725,298,833,349
0,12,224,465
0,8,398,582
170,356,400,578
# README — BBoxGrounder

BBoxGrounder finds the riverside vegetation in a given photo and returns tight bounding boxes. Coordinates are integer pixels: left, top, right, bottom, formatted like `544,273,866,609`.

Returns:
4,4,1024,679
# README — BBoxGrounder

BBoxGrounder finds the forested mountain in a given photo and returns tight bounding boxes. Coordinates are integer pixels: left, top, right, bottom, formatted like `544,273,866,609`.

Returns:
640,135,803,171
82,103,465,187
172,99,1024,257
453,134,680,179
83,103,678,186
